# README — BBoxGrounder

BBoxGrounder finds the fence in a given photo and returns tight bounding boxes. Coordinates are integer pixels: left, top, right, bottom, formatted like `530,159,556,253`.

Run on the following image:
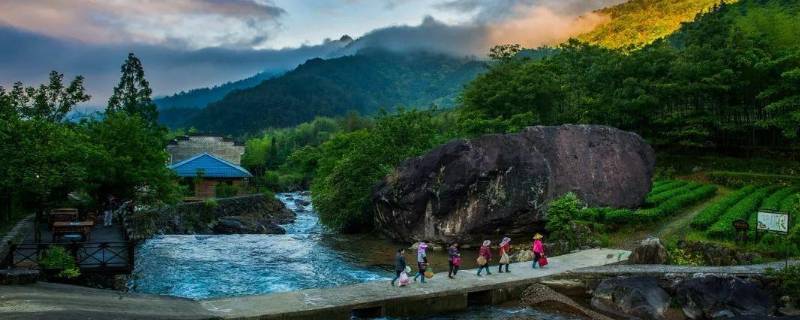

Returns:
1,241,134,274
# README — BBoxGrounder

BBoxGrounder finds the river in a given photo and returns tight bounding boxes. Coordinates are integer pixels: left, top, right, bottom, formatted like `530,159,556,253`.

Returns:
130,192,580,319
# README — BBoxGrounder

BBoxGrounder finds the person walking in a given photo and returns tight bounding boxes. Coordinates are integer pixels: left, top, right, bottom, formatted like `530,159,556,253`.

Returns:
413,241,428,283
476,240,492,276
498,236,511,273
532,233,545,268
447,242,461,279
391,248,407,286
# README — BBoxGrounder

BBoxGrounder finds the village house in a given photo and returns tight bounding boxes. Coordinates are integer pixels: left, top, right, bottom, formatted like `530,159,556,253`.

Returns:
167,135,252,198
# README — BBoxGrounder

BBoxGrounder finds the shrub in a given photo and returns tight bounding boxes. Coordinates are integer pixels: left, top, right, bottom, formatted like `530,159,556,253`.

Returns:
214,183,239,198
546,192,583,238
707,186,774,239
39,246,80,278
691,186,757,230
765,265,800,301
761,187,798,211
646,182,702,205
707,171,800,188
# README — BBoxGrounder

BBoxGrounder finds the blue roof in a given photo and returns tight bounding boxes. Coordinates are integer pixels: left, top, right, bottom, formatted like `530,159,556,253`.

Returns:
169,153,252,178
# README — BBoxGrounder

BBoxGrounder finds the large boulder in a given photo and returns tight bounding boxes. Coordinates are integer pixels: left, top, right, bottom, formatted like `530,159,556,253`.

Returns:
674,275,771,319
630,237,669,264
591,276,671,320
373,125,655,243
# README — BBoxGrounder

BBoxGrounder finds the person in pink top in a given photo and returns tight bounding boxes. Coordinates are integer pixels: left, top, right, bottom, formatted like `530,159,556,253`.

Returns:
477,240,492,276
532,233,544,268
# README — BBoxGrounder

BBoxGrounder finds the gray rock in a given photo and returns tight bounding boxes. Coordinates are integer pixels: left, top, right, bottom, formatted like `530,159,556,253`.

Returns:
630,237,669,264
591,276,671,320
213,217,286,234
373,125,655,243
674,275,771,319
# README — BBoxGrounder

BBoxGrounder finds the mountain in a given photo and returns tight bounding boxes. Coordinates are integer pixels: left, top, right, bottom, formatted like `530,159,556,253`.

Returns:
183,49,486,136
154,71,282,110
155,70,282,128
578,0,736,48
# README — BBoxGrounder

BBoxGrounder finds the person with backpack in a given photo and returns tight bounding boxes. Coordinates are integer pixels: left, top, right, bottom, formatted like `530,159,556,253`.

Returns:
413,241,429,283
391,248,407,286
447,242,461,279
498,236,511,273
477,240,492,276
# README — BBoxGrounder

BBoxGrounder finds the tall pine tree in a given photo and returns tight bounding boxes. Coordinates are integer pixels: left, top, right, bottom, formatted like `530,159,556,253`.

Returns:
107,53,158,124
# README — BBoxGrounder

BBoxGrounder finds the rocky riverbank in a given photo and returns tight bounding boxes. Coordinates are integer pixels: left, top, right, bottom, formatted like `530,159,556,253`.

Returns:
123,194,295,240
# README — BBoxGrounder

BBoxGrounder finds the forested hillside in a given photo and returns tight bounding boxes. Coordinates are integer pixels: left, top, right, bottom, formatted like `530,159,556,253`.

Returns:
243,0,800,232
578,0,734,48
185,49,485,136
155,71,281,128
462,0,800,150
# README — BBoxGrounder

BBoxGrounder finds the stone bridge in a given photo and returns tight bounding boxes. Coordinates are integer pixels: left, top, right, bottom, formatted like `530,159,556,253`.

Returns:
3,248,794,320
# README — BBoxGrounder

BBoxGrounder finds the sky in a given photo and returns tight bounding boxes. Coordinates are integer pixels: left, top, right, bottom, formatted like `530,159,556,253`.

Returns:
0,0,624,106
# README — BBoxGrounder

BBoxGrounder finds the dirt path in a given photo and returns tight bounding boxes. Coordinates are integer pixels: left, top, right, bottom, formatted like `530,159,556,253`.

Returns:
654,187,730,240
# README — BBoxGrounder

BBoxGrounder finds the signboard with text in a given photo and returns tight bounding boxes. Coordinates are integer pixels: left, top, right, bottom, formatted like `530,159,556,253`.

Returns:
757,211,789,233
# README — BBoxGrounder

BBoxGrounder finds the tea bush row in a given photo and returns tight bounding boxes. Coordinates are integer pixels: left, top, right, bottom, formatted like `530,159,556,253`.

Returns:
690,186,757,230
707,186,776,239
646,182,702,205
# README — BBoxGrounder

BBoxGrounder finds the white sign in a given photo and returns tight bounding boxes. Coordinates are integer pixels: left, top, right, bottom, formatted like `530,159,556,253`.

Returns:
757,211,789,233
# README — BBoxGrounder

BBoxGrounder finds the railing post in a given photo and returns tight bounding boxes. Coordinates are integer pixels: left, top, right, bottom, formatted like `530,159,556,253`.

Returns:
2,241,16,268
127,241,136,273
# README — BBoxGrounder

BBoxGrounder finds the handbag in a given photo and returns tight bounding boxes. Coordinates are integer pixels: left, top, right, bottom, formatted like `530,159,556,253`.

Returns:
476,255,487,266
499,252,510,264
452,256,462,267
424,267,434,279
539,255,549,267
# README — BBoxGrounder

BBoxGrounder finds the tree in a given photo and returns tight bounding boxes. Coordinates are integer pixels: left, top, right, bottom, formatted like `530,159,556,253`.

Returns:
83,112,180,206
107,53,158,124
0,73,92,227
5,71,90,122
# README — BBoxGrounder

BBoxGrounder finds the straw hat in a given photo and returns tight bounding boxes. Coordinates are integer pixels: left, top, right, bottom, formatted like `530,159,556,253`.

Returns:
482,240,491,247
500,237,511,246
533,233,543,240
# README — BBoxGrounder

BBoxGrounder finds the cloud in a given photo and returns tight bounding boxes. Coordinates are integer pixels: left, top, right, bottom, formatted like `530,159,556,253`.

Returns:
0,25,351,105
347,0,624,56
0,0,286,49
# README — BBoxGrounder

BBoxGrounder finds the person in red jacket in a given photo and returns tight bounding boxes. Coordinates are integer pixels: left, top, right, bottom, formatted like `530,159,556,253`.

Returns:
532,233,545,268
477,240,492,276
498,236,511,273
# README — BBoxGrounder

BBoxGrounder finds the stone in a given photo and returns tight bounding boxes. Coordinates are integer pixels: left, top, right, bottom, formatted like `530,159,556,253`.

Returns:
629,237,669,264
373,125,655,243
676,241,759,266
591,276,671,320
674,275,771,319
522,283,614,320
0,269,39,285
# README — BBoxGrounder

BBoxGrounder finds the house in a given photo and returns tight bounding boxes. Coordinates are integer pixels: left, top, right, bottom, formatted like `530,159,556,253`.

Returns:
168,153,252,198
167,135,245,165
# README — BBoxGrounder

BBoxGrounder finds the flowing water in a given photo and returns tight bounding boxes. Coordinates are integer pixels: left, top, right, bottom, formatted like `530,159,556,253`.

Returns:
130,192,580,319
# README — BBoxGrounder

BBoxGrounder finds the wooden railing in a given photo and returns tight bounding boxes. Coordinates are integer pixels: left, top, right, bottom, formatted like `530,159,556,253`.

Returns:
1,241,135,274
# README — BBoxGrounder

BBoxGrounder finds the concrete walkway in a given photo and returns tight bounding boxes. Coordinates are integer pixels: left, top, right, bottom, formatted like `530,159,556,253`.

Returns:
0,248,630,320
565,260,799,278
